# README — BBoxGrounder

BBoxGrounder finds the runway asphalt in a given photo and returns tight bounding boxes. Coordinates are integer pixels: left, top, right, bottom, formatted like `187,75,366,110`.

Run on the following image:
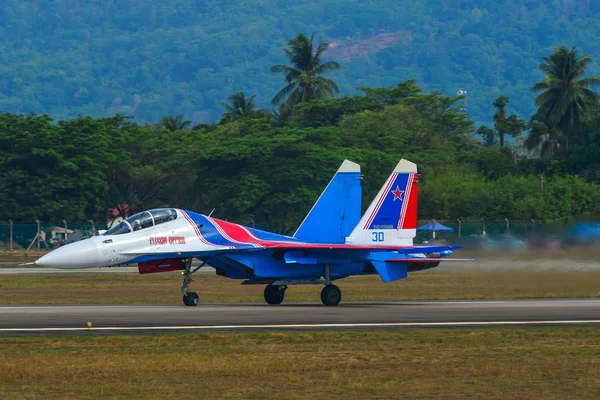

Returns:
0,267,216,274
0,299,599,334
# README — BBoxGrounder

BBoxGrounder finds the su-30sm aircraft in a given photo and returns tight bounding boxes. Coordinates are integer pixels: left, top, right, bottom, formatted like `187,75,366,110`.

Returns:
36,159,469,306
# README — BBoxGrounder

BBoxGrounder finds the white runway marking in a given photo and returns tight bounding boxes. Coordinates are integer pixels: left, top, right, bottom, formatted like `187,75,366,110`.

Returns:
423,301,508,304
1,320,599,332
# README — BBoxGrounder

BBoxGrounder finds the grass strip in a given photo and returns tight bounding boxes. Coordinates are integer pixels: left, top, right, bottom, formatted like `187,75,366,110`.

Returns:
0,328,599,399
1,271,599,305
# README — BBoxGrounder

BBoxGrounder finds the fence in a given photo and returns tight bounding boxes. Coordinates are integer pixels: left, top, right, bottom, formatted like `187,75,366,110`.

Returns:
0,219,598,251
414,219,600,250
0,221,109,250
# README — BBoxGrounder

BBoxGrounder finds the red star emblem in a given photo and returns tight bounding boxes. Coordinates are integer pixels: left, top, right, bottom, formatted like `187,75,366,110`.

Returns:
391,185,404,201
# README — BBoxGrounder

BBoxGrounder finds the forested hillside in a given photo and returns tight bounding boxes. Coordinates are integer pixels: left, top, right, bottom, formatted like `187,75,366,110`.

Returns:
3,78,600,229
1,0,599,123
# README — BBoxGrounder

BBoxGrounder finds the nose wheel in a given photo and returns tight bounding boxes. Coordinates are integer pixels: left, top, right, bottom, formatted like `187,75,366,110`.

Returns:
183,292,199,306
181,258,208,307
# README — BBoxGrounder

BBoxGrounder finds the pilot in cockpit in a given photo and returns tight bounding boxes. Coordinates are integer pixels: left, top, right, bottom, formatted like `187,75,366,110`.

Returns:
166,209,176,221
132,220,142,231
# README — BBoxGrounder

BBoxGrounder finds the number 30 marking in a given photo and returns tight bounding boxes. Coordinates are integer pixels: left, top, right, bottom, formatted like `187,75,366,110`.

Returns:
372,232,385,242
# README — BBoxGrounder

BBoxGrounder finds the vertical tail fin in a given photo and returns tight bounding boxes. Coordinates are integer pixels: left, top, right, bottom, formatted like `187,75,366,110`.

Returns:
294,160,362,243
346,159,418,246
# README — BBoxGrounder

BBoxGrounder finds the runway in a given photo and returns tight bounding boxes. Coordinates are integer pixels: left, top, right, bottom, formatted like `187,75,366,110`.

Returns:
1,299,599,334
0,267,216,274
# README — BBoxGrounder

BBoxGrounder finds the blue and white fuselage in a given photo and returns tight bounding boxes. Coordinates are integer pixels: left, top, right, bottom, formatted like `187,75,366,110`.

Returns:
36,159,469,306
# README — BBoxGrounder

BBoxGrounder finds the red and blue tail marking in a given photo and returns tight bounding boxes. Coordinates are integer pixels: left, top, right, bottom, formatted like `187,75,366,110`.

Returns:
347,159,419,246
363,172,418,230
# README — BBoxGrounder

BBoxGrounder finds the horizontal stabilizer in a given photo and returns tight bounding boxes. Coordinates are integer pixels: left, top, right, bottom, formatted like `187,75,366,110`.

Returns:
371,260,407,283
397,245,462,254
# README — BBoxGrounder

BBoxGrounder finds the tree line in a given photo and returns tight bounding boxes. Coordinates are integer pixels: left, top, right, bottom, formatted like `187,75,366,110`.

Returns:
1,34,600,231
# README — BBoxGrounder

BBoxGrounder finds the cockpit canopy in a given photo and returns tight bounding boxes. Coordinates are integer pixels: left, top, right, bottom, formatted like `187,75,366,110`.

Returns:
104,208,178,235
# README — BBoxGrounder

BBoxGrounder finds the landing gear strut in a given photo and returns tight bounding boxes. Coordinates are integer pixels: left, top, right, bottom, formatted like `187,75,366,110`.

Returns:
181,258,207,306
264,284,286,305
321,263,342,306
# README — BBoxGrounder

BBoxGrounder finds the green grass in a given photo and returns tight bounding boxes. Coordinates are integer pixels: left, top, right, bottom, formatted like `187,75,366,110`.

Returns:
0,250,45,265
1,270,599,305
1,328,599,399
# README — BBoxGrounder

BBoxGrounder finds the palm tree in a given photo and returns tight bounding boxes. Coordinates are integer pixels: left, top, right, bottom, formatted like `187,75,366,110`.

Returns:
270,33,341,107
492,96,526,147
524,121,562,159
476,96,525,147
271,103,294,126
160,114,192,132
221,92,257,118
220,92,270,123
531,46,600,151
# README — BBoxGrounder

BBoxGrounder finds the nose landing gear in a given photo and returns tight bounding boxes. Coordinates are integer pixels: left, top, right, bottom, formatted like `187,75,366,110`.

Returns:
181,258,207,306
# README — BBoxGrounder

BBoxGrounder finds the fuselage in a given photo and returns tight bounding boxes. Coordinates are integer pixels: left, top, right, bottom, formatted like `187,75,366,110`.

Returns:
35,209,231,269
35,208,308,270
35,208,450,283
30,158,465,307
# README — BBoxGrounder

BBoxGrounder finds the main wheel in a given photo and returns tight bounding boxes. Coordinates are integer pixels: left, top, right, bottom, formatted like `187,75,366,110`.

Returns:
264,284,285,305
321,285,342,306
183,292,199,306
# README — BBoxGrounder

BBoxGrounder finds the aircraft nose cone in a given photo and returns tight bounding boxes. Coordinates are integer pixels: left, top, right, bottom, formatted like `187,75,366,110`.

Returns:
35,239,99,269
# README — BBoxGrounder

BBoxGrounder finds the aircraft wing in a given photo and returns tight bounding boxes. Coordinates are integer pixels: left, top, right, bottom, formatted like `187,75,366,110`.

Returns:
121,244,461,258
259,243,462,254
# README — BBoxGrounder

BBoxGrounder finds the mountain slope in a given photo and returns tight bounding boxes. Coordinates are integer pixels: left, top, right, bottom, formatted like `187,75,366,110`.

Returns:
0,0,599,124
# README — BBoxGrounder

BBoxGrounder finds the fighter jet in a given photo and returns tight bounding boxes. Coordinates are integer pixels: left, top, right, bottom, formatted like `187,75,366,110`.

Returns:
36,159,469,306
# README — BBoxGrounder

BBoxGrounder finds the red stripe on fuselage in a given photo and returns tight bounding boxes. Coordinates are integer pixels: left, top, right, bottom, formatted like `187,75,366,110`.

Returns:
211,218,275,247
179,210,212,246
206,217,261,248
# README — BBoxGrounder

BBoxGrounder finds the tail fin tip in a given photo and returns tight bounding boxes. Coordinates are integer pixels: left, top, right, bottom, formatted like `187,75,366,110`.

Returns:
395,159,417,173
338,159,360,173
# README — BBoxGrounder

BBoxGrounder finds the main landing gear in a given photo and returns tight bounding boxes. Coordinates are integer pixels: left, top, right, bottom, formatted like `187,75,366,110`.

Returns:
262,264,342,306
264,284,286,305
321,263,341,306
321,284,342,306
181,258,207,306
